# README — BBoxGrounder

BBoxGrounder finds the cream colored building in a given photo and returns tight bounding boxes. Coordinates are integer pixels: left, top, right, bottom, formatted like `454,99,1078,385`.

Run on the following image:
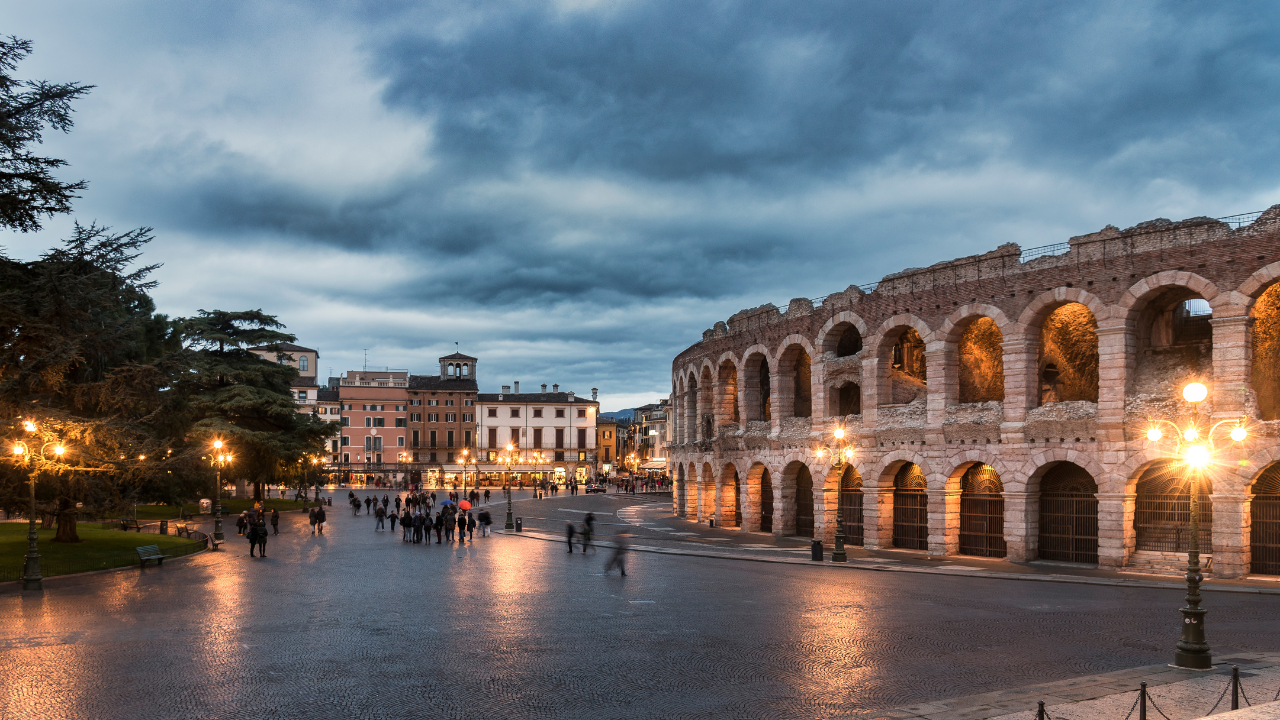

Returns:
475,383,600,485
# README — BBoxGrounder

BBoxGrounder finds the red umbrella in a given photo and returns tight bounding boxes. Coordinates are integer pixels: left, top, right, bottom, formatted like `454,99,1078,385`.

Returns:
458,500,472,510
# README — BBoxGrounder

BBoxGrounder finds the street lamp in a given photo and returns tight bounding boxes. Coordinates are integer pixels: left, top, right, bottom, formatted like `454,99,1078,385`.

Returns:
624,453,639,492
1144,381,1248,669
12,426,67,591
528,450,545,494
209,440,234,547
815,427,855,563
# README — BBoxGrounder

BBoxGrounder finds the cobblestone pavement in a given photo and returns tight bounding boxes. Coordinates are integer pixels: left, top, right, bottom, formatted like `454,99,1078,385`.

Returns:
3,491,1280,720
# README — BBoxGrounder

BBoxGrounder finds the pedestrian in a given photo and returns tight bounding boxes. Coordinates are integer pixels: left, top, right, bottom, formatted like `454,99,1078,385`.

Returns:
479,509,492,537
483,489,490,503
247,521,260,557
434,512,444,544
394,495,402,513
389,507,398,533
443,509,454,542
308,505,318,535
412,511,424,544
316,504,327,534
467,511,476,541
364,496,373,514
382,494,389,510
375,503,386,530
270,508,279,535
582,512,595,554
566,521,576,553
401,509,412,541
457,510,467,543
256,521,268,557
605,534,628,576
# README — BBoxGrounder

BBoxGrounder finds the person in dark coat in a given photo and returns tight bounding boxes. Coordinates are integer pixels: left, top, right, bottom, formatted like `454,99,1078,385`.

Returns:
394,495,402,513
605,533,628,576
466,511,476,541
478,509,492,537
247,521,260,557
402,510,412,542
433,512,444,544
308,506,318,535
389,507,398,533
581,513,595,554
375,504,386,530
255,521,268,557
316,504,327,534
270,508,279,535
412,511,424,544
236,512,247,535
364,496,373,514
457,510,468,543
566,521,576,553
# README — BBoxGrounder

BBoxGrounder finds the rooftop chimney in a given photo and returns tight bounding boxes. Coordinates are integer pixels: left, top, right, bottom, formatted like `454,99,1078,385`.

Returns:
553,384,559,392
592,388,598,401
502,385,511,394
514,381,519,393
568,391,574,399
541,384,547,392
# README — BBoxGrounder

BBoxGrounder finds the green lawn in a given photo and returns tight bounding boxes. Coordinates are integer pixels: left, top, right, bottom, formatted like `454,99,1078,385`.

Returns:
0,523,203,582
132,497,313,520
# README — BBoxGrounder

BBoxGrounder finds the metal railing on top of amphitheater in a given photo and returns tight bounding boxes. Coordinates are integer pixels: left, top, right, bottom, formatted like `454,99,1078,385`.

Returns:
801,208,1268,309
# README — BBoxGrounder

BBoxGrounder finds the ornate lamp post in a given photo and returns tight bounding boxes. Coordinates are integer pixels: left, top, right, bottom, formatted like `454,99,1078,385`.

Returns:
815,427,855,563
502,443,517,529
529,450,545,494
12,421,67,591
209,440,233,546
1144,382,1248,669
624,453,639,492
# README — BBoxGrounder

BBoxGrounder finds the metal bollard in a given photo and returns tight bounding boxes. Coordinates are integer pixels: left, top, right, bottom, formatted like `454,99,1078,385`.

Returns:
1037,701,1045,720
811,540,823,561
515,517,523,532
1232,665,1239,710
1140,682,1147,720
709,518,715,528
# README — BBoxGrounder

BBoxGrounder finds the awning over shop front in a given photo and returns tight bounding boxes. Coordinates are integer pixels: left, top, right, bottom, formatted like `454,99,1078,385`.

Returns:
640,461,668,470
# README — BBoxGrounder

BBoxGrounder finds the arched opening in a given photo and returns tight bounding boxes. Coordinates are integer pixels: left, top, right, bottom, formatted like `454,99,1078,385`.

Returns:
300,355,309,372
720,464,741,528
687,373,699,441
794,464,814,538
1131,289,1212,401
1038,303,1099,405
1037,462,1099,564
958,317,1004,403
892,463,928,550
1250,464,1280,575
835,381,861,416
676,464,687,516
884,327,927,405
840,465,863,547
701,462,715,520
760,468,774,533
778,345,812,418
718,361,740,425
1134,462,1213,553
461,364,469,377
743,354,771,423
447,363,455,376
699,366,715,440
1252,283,1280,419
823,321,864,358
958,464,1006,558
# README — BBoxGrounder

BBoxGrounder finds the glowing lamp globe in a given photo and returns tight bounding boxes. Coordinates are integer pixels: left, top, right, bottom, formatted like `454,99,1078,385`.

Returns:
213,440,223,449
1183,428,1199,442
833,428,845,440
1182,382,1208,403
56,446,66,456
1146,428,1162,442
12,445,24,455
1185,444,1210,469
1231,426,1248,442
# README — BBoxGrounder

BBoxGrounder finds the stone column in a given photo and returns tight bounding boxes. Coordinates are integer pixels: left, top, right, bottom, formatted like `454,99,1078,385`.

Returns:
776,467,796,536
1095,322,1129,443
769,371,785,435
929,487,961,556
811,358,829,425
1097,491,1133,568
817,469,837,544
743,470,761,531
1210,314,1253,421
1210,493,1249,579
1000,339,1035,441
861,357,880,427
924,347,948,443
862,486,894,549
1003,490,1033,561
741,367,761,424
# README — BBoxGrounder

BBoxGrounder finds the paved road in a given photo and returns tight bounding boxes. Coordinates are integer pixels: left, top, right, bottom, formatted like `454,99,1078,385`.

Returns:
2,491,1279,720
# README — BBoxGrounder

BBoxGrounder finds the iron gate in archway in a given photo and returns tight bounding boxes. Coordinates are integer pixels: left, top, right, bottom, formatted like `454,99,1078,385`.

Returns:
795,465,814,538
1251,465,1280,575
958,464,1006,558
1038,462,1099,564
760,469,773,533
841,467,864,547
892,463,929,550
1134,462,1213,553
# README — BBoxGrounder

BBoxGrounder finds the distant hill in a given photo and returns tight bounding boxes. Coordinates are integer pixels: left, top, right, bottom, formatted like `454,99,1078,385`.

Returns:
600,409,635,422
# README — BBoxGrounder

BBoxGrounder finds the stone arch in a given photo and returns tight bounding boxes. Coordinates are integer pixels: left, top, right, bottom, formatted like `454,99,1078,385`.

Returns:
1119,272,1216,400
828,379,862,417
1014,287,1110,336
837,464,864,546
1036,302,1100,405
1249,463,1280,576
741,348,772,424
1033,460,1100,564
951,461,1007,558
699,365,715,440
874,451,937,488
943,453,1017,493
779,459,815,537
1021,448,1108,494
675,462,687,516
956,315,1006,404
869,315,932,408
1251,280,1280,419
719,462,741,528
818,311,869,358
744,462,773,533
775,336,816,419
700,461,715,521
686,371,700,442
1236,260,1280,300
717,358,740,427
1132,459,1213,554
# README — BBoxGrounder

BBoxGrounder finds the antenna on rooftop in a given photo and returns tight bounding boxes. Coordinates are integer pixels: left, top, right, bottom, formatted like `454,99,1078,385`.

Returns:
363,349,368,371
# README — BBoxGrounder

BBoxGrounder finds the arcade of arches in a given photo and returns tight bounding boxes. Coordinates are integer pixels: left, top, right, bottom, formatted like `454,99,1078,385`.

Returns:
669,206,1280,578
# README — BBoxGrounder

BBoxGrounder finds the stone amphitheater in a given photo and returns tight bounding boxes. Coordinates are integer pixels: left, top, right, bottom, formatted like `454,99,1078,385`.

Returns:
668,205,1280,579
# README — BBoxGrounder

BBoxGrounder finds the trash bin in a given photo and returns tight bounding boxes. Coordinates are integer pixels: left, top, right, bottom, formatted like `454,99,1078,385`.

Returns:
327,497,332,506
160,520,168,535
515,517,523,532
811,540,823,561
708,518,716,528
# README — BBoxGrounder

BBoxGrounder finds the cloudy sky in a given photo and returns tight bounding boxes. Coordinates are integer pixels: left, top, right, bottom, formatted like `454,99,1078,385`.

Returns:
4,1,1279,411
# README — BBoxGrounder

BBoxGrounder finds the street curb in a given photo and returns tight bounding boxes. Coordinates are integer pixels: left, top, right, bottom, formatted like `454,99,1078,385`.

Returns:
0,544,210,590
497,530,1280,596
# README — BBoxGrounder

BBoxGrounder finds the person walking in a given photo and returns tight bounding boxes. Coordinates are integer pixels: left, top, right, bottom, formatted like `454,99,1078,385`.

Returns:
457,510,468,543
394,495,402,513
478,509,492,537
382,494,389,510
236,512,247,536
308,505,318,535
389,507,398,533
316,504,327,534
434,512,444,544
582,512,595,554
255,520,268,557
270,508,279,535
483,489,491,504
375,503,386,530
565,521,577,553
467,511,476,541
364,496,373,515
443,508,454,543
605,533,628,576
247,521,260,557
410,511,422,544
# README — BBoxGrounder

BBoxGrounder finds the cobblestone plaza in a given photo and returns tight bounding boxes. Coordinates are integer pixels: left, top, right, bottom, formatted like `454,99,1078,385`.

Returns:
3,493,1280,719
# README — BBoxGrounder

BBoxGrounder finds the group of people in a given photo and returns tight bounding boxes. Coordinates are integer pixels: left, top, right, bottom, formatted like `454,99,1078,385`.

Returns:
236,506,278,557
349,490,495,545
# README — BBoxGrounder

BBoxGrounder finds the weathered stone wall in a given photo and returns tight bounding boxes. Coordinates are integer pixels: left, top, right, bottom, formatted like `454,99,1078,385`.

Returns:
669,205,1280,578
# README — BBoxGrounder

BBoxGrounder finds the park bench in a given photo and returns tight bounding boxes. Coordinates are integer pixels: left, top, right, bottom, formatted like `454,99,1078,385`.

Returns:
119,517,142,532
135,545,169,568
173,521,193,538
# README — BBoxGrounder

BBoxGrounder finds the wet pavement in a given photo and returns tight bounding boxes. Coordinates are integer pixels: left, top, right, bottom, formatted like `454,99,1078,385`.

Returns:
2,489,1280,720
